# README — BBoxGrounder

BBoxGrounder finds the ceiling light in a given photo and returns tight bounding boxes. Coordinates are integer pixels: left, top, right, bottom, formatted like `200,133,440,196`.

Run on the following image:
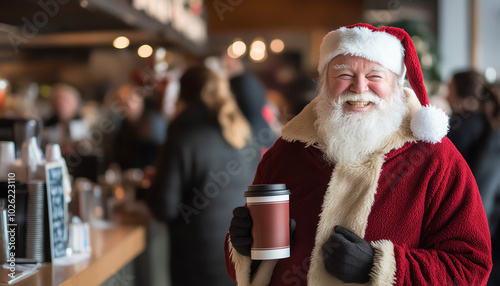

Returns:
227,44,238,59
270,39,284,53
231,40,246,57
138,45,153,58
250,40,266,62
113,36,130,49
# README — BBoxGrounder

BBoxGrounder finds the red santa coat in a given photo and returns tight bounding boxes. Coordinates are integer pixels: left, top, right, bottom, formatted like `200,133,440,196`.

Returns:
225,89,492,285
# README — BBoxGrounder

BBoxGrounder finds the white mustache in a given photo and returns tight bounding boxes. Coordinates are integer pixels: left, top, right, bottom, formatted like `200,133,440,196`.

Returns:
335,92,382,105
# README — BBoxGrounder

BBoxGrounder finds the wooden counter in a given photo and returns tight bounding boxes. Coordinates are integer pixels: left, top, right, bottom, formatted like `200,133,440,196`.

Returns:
13,224,146,286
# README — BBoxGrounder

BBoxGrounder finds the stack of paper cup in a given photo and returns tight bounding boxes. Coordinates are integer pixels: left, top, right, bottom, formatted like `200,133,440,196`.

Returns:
25,181,50,262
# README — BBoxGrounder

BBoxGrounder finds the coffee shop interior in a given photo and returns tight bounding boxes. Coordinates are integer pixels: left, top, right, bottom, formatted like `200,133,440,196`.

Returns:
0,0,499,285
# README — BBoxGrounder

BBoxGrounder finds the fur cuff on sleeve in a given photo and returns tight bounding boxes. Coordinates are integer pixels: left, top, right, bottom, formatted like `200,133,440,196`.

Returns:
370,240,397,286
228,235,278,286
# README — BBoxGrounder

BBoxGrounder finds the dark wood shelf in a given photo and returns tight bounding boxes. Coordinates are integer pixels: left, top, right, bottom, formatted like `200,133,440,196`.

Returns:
0,0,207,56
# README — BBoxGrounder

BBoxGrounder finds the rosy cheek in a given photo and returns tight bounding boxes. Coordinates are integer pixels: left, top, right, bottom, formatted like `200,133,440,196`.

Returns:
369,84,392,100
329,82,347,97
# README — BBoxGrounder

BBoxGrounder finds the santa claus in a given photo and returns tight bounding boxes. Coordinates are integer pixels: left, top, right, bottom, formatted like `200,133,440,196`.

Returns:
225,23,492,285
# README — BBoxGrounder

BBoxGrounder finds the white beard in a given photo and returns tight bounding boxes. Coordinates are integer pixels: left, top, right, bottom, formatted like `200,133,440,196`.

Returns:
314,80,408,165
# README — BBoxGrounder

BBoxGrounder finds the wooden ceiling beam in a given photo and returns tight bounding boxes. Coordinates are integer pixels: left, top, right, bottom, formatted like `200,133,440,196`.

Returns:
207,0,364,32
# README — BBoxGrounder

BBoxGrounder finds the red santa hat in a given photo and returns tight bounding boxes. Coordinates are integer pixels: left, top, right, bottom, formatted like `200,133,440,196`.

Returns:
318,23,449,144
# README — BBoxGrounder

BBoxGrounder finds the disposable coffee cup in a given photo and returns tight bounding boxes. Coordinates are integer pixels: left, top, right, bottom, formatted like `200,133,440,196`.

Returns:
245,184,290,260
0,141,15,164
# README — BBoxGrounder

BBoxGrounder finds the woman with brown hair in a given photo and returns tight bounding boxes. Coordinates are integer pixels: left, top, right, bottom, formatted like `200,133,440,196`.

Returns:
147,65,259,285
447,70,500,235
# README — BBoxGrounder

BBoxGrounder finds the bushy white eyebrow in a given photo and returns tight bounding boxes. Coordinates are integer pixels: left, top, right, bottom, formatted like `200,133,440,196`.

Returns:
331,64,388,72
330,64,390,80
370,67,389,73
332,64,352,71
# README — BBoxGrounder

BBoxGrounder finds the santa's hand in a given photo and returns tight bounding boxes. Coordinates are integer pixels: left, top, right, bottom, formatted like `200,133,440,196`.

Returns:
322,225,374,283
229,207,253,256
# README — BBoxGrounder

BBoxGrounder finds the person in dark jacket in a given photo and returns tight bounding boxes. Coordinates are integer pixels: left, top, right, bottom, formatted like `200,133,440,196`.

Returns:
107,84,166,170
447,70,500,232
447,71,500,286
147,65,259,286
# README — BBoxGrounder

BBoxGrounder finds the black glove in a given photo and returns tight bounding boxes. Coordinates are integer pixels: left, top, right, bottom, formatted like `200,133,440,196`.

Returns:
322,225,374,284
229,206,253,256
229,206,297,257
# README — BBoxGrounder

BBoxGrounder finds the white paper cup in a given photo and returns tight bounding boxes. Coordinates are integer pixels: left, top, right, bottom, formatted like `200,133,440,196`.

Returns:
0,141,15,164
45,143,62,162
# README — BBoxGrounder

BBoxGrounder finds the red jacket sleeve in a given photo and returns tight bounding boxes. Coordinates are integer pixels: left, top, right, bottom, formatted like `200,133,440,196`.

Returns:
392,141,492,285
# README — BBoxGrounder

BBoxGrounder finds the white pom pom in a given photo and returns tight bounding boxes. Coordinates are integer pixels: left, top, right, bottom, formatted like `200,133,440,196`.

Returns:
410,105,449,143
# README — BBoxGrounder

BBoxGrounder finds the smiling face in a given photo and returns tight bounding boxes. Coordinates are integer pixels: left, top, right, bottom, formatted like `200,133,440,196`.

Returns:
314,54,408,164
327,54,396,113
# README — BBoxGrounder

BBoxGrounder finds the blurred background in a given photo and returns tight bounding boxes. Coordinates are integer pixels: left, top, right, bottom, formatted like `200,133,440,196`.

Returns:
0,0,498,126
0,0,499,285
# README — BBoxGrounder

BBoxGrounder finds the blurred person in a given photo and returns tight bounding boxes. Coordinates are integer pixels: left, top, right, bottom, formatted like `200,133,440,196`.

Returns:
225,23,492,285
209,55,278,152
43,83,89,154
146,65,259,286
447,70,500,234
106,83,166,170
265,88,289,134
225,56,277,150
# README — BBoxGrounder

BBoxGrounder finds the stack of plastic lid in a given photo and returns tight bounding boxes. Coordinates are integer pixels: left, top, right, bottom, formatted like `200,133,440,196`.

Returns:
25,181,50,262
14,185,28,258
0,141,28,258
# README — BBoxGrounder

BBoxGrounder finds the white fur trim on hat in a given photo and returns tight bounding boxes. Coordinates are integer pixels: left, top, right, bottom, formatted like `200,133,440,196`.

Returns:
318,26,405,76
410,105,449,144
